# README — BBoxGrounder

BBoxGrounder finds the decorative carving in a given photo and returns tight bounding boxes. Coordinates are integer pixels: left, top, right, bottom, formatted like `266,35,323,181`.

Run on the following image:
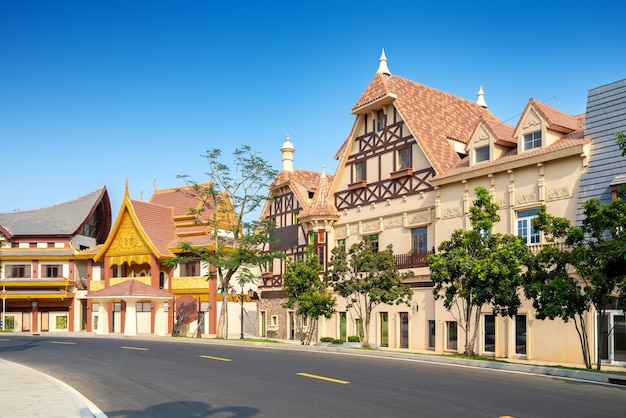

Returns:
523,110,542,130
547,186,572,200
362,220,379,233
335,226,346,239
517,192,537,205
108,212,149,254
442,206,462,218
384,216,403,229
408,210,430,225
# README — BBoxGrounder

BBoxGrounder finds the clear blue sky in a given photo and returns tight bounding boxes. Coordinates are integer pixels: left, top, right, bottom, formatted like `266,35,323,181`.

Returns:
1,1,625,218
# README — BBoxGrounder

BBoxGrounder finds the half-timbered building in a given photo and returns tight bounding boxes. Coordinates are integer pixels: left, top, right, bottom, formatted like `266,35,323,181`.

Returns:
257,136,337,341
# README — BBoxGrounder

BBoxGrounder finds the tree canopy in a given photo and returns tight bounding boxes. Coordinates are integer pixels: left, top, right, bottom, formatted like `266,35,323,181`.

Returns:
428,186,531,356
282,246,336,344
325,240,412,347
165,145,281,338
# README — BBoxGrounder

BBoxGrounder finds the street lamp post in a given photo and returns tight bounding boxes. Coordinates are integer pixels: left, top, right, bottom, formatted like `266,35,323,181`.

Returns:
239,284,245,339
1,286,6,331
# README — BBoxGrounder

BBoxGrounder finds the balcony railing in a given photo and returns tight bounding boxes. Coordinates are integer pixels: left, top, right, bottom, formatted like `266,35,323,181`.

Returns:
394,249,435,269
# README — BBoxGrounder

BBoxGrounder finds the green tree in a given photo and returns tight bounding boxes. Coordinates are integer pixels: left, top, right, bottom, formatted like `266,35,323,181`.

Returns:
166,145,281,339
428,187,531,356
282,246,336,345
325,240,412,348
524,206,593,368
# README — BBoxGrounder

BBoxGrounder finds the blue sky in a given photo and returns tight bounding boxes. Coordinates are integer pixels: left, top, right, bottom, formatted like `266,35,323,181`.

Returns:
1,1,625,218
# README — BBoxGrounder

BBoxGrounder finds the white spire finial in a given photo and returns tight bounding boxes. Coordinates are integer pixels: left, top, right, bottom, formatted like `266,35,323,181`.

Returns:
321,165,327,179
476,85,488,108
281,135,295,172
377,48,390,75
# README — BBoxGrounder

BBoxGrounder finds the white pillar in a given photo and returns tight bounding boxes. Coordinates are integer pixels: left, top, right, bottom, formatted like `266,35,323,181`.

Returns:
154,301,168,336
97,301,110,335
124,300,137,336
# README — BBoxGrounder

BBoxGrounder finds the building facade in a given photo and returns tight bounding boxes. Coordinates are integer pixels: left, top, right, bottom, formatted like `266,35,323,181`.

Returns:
258,51,625,367
0,187,112,333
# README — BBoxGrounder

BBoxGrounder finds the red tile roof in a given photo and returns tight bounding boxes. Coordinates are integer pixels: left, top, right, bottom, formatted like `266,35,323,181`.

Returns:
352,73,501,174
87,278,174,299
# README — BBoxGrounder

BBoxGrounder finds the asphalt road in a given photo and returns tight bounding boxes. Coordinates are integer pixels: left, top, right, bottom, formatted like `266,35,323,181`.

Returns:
1,336,625,418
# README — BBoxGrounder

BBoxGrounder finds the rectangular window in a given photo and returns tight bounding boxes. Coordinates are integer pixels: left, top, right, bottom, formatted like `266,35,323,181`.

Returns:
377,109,386,132
411,227,427,254
475,145,490,162
515,315,527,355
8,265,29,278
446,321,458,351
365,234,379,253
309,233,315,245
397,147,411,170
517,208,540,245
399,312,409,349
428,320,436,349
380,312,389,347
42,265,61,278
354,161,366,182
184,260,201,277
340,312,347,341
524,131,542,150
292,212,298,225
136,302,152,312
337,239,346,253
317,231,326,244
483,314,496,353
317,245,326,269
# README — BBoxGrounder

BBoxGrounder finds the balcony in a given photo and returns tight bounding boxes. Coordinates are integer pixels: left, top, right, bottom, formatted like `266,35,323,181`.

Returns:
260,273,282,288
394,249,435,269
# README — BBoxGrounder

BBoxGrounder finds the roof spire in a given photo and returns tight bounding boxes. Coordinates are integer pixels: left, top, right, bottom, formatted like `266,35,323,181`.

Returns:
321,165,326,179
281,135,295,172
377,48,390,75
476,85,488,108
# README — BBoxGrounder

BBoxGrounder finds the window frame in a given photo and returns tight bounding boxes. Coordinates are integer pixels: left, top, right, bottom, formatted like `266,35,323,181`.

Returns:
411,227,427,254
365,234,379,253
376,109,386,132
354,160,366,183
523,131,542,150
474,145,490,163
483,314,496,354
516,208,540,245
446,321,458,351
397,146,411,170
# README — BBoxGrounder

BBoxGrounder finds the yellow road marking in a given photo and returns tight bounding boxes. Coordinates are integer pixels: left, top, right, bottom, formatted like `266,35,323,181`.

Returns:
51,341,76,345
121,346,149,351
499,416,514,418
199,355,232,362
297,372,350,385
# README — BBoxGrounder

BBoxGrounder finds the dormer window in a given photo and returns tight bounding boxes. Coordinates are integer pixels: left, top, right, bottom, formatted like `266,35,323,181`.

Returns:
524,131,542,150
377,109,386,132
474,145,490,163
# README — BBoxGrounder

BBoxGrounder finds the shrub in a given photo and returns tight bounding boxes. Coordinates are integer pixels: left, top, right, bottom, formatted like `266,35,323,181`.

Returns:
347,335,360,343
320,337,335,343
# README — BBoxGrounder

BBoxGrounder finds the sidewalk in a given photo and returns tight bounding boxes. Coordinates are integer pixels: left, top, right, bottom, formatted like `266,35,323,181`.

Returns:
0,359,106,418
1,334,624,418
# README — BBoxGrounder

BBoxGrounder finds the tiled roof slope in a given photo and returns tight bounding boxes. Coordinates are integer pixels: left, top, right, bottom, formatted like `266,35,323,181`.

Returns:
130,199,176,255
87,278,173,298
435,132,590,180
526,98,584,132
270,169,326,211
300,172,339,219
0,187,108,237
352,73,500,173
